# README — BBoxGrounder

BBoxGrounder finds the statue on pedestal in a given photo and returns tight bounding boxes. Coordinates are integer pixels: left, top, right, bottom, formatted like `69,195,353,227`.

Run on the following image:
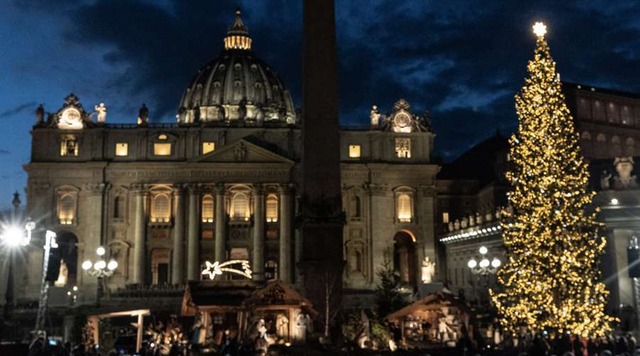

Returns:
613,157,638,189
421,256,436,284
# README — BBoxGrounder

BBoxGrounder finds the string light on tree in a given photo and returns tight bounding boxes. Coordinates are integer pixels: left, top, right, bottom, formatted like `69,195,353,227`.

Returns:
490,22,615,337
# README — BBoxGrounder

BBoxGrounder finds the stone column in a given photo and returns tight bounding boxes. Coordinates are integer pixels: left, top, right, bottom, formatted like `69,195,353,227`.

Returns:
171,185,185,284
252,185,265,281
214,184,226,262
186,184,200,281
279,185,293,282
131,184,147,285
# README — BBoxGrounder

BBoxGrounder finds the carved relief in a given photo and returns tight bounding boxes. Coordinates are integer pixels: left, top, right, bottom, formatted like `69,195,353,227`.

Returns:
234,142,248,161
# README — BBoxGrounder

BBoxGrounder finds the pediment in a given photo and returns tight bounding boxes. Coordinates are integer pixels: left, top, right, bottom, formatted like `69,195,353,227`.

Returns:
196,138,294,165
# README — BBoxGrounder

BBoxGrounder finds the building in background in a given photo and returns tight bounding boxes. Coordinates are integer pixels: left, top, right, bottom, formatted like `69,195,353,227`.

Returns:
437,83,640,331
19,11,439,321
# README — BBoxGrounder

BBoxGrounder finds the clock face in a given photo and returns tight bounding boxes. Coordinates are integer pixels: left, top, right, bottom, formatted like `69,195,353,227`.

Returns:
394,112,411,128
59,108,83,129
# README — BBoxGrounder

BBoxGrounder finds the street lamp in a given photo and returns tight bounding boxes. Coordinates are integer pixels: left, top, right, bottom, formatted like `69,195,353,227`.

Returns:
1,219,35,320
467,246,501,275
82,247,117,306
467,246,501,306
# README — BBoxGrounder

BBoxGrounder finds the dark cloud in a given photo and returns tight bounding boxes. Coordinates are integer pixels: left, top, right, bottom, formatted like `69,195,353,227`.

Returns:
0,102,37,119
19,0,640,160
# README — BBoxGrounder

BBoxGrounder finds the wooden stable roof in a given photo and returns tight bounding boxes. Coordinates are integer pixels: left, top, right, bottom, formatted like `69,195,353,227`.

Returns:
385,289,471,322
181,279,317,317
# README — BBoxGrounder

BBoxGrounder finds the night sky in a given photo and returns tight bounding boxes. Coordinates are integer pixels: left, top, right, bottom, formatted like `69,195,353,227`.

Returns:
2,0,640,208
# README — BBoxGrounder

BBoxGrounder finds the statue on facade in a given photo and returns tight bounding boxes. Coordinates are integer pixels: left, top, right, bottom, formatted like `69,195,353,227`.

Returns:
95,103,107,123
137,104,149,126
613,156,638,189
370,105,381,127
600,170,612,190
35,104,45,125
421,256,436,284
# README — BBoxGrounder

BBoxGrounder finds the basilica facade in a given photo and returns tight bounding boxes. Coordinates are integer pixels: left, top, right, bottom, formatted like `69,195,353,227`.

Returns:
20,11,439,308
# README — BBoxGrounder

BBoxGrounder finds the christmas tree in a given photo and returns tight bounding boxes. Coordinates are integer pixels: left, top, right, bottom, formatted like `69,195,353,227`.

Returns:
491,22,615,336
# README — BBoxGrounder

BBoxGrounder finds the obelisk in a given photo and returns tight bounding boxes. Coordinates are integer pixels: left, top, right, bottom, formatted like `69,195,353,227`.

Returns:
301,0,344,335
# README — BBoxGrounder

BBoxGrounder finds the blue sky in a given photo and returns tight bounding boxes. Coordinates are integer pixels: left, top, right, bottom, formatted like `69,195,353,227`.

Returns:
1,0,640,208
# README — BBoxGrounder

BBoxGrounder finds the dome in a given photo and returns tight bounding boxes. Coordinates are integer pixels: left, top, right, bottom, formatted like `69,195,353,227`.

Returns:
178,11,296,125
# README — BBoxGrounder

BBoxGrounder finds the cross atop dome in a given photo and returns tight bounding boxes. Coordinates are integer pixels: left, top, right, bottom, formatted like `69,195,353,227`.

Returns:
224,9,252,50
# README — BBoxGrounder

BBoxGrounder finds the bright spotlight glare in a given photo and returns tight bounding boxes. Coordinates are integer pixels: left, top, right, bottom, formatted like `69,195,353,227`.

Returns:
96,247,106,256
492,258,501,268
2,226,26,247
467,259,477,269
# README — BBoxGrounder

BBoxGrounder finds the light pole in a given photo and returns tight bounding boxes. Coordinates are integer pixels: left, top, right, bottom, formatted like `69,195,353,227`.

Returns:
82,247,117,306
467,246,501,304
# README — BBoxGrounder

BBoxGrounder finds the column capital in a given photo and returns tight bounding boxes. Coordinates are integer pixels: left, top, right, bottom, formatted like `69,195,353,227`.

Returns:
186,183,201,195
278,183,295,195
363,183,387,196
129,183,147,195
419,185,437,197
214,183,226,195
172,184,186,196
252,184,265,196
83,183,108,195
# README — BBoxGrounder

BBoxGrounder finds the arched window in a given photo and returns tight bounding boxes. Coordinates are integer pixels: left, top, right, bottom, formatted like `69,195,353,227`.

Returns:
626,137,636,156
611,135,622,157
397,194,412,223
393,231,417,285
58,193,76,225
231,193,250,221
53,232,78,287
266,194,278,222
151,193,171,223
202,194,214,223
114,195,126,219
596,133,607,158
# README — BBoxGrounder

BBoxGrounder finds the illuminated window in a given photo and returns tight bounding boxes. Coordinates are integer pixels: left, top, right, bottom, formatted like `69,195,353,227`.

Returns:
154,143,172,156
349,145,361,158
60,135,78,157
397,193,412,222
202,142,216,155
231,193,250,221
593,100,605,121
151,249,170,285
607,102,619,123
622,106,632,125
158,134,168,140
151,193,171,222
266,194,278,222
395,138,411,158
115,143,129,156
202,195,214,223
58,193,76,225
442,212,450,224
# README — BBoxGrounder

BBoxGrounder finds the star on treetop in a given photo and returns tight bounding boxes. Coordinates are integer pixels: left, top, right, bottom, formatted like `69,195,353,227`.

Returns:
533,22,547,38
